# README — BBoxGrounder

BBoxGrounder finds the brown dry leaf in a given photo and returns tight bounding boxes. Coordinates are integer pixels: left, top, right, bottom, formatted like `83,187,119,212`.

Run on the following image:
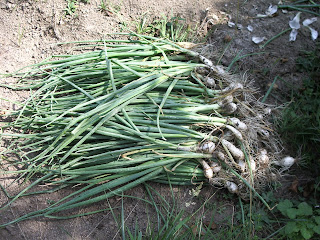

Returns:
176,42,198,49
191,225,197,236
289,179,299,193
191,225,206,236
303,181,315,198
267,82,278,89
204,220,218,230
223,35,232,43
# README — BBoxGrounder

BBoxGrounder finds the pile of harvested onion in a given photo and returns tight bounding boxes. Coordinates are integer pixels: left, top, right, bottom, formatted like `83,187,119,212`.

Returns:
0,33,286,226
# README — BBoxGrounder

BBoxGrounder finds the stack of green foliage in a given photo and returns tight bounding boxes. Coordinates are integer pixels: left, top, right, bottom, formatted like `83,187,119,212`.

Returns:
0,34,276,226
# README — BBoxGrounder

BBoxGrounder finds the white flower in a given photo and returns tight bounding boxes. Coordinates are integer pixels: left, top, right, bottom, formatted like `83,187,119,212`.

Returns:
289,13,318,41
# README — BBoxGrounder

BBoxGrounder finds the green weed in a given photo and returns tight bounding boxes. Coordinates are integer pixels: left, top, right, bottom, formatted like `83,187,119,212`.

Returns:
64,0,89,15
277,200,320,239
99,0,109,12
65,0,78,15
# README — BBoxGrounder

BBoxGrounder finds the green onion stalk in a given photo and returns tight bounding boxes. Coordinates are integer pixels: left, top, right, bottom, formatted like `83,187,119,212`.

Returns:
0,33,276,226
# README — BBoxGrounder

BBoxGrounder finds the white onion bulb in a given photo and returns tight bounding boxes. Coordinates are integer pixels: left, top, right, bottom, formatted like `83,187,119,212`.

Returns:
215,151,226,161
222,95,234,104
218,95,233,107
238,159,246,172
258,149,269,166
221,139,244,161
223,82,244,92
259,149,267,156
229,118,248,131
199,55,214,67
205,77,216,88
273,156,296,168
199,141,215,154
200,160,214,179
249,157,256,172
258,154,269,166
210,162,222,173
225,181,238,193
224,102,237,114
226,125,243,140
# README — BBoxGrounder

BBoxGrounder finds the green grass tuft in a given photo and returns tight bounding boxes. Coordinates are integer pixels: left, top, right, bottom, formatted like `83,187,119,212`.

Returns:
277,45,320,169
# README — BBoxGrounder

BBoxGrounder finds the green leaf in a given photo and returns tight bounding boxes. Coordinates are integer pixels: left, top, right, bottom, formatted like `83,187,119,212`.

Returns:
277,200,293,216
307,222,316,229
285,222,298,235
297,202,313,216
314,216,320,225
313,225,320,234
300,226,313,239
287,208,298,219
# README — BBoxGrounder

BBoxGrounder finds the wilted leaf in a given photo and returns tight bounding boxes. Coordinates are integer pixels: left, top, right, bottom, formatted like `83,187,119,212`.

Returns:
252,36,266,44
302,17,317,27
257,4,278,18
191,225,198,236
289,29,298,42
303,181,315,197
204,220,218,230
228,22,235,27
289,12,301,29
289,179,299,193
177,42,198,49
265,5,278,16
191,225,206,236
307,27,318,41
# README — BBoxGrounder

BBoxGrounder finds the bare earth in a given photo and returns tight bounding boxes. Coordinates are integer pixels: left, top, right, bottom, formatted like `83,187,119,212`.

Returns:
0,0,319,239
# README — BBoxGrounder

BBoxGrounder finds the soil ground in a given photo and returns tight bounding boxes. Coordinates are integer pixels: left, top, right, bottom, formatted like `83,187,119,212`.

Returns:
0,0,319,239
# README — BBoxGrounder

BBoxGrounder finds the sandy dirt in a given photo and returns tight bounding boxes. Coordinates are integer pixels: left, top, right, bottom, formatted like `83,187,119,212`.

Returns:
0,0,319,239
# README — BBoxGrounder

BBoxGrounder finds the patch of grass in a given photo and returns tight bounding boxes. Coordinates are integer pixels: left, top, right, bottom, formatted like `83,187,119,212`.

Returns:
64,0,90,16
120,184,280,239
277,45,320,169
65,0,78,15
135,14,199,43
99,0,112,14
99,0,121,15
